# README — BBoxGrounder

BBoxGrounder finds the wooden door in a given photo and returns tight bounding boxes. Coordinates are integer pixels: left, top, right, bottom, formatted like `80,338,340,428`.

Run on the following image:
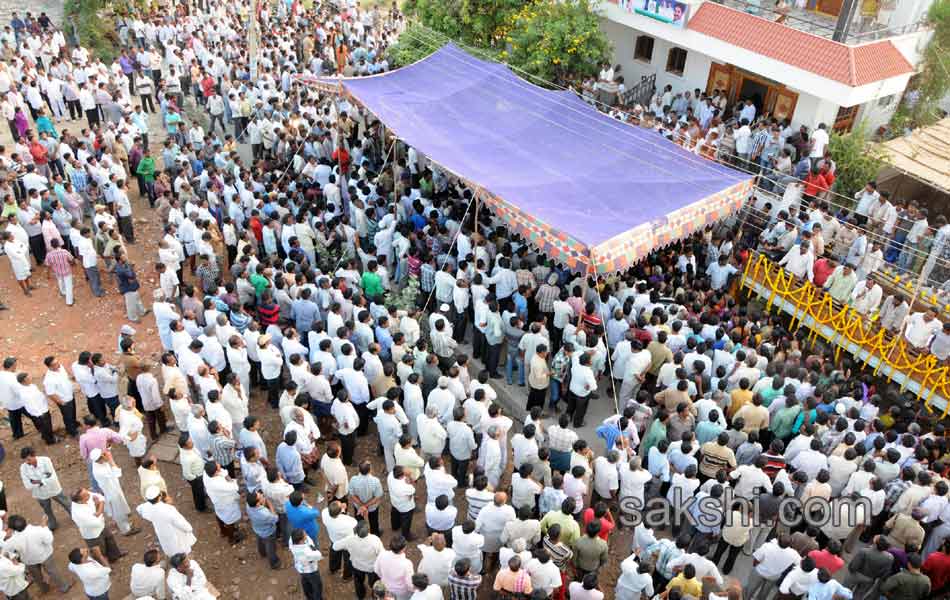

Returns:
817,0,843,16
833,106,859,133
706,63,733,98
770,88,799,122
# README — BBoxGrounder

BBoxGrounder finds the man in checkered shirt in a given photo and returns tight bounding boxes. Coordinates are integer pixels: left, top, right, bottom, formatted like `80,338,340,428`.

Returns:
43,238,76,306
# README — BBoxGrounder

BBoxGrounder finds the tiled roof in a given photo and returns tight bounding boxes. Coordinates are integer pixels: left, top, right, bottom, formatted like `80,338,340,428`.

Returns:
687,3,914,86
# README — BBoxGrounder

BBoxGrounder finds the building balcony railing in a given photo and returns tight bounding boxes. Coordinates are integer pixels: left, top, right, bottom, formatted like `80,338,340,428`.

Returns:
713,0,928,43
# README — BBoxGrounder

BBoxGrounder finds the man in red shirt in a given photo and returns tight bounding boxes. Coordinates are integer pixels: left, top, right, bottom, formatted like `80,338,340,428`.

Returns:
580,501,615,542
808,540,845,574
331,144,350,179
923,541,950,596
30,136,49,175
803,166,828,202
813,257,836,287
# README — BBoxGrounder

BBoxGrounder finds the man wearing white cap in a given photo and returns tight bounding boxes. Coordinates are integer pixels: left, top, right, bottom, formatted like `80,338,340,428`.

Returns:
90,448,138,536
431,309,457,371
136,485,196,557
117,323,136,354
429,303,453,338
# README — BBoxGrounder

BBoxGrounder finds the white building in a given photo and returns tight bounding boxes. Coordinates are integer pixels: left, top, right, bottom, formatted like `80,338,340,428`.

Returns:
599,0,933,133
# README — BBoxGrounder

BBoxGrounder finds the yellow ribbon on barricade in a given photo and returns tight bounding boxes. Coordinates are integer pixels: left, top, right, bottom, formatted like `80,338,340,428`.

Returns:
742,253,950,418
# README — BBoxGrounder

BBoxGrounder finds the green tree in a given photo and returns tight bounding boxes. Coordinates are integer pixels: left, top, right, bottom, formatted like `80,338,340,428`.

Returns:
404,0,525,47
891,0,950,132
388,23,441,68
64,0,139,63
401,0,611,85
828,121,886,201
504,0,611,84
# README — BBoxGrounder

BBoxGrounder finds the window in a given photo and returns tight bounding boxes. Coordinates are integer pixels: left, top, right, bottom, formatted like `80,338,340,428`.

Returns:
634,36,654,62
666,47,687,76
877,94,895,107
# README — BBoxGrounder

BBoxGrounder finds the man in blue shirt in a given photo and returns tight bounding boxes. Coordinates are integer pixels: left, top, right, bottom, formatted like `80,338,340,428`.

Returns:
291,288,321,336
276,431,305,489
247,490,280,569
285,490,320,543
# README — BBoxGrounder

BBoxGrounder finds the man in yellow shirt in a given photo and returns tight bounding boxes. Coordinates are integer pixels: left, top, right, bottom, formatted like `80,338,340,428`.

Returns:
666,563,703,598
728,378,754,419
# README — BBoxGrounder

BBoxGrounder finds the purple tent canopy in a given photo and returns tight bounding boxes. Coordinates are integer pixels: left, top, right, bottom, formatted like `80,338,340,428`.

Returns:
306,44,753,273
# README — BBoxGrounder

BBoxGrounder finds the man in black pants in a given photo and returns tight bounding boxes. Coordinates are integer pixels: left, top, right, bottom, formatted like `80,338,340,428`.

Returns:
332,389,358,465
290,528,324,600
447,407,475,484
334,521,379,599
566,352,596,428
388,466,417,542
17,372,57,445
1,357,25,439
178,433,208,512
42,355,79,437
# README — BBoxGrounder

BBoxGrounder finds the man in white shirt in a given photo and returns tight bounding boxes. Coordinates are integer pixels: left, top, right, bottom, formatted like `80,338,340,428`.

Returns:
568,352,597,428
130,548,166,600
475,492,516,571
18,443,72,531
903,310,942,350
67,547,112,599
203,461,244,544
778,243,815,282
136,485,196,558
592,451,621,504
331,389,360,465
42,355,79,437
167,553,216,600
745,536,802,600
334,521,384,598
388,466,418,541
1,356,26,439
4,514,72,594
849,278,883,316
289,528,323,600
417,405,448,461
318,499,356,576
810,123,829,159
446,407,477,483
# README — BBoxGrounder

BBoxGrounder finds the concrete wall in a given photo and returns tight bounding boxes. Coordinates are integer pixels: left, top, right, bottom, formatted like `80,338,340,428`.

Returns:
602,16,842,130
603,18,712,99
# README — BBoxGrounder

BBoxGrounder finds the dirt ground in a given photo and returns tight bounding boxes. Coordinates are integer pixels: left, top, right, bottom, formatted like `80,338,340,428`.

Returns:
0,144,632,599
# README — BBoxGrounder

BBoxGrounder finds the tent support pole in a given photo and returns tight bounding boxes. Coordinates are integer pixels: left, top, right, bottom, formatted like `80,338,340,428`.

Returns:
474,192,481,237
336,81,347,191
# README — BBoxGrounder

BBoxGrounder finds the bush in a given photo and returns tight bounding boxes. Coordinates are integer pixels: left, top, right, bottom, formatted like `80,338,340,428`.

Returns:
504,0,611,84
828,121,886,202
65,0,121,63
387,24,441,68
402,0,611,86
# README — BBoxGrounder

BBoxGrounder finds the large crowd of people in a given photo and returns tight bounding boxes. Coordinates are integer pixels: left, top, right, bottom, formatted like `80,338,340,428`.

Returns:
1,2,950,600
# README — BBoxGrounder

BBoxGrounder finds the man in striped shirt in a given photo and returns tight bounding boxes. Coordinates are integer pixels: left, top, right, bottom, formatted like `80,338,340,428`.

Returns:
447,558,481,600
44,238,75,306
